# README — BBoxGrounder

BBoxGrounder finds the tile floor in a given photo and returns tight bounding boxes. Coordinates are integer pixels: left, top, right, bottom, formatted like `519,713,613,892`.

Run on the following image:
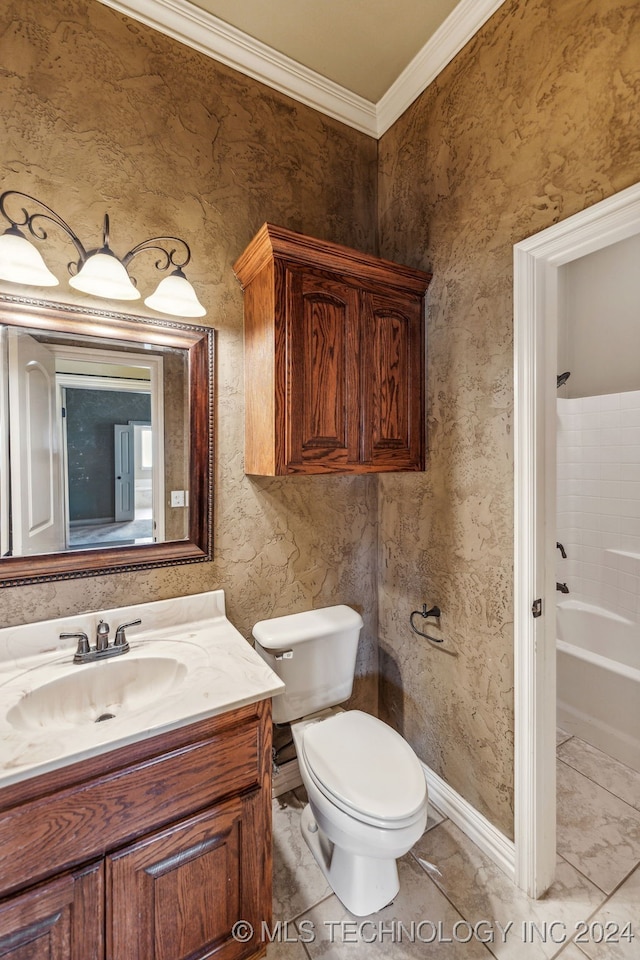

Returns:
267,734,640,958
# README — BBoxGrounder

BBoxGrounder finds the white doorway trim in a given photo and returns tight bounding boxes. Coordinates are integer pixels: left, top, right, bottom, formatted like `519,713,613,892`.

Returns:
514,181,640,898
54,346,166,548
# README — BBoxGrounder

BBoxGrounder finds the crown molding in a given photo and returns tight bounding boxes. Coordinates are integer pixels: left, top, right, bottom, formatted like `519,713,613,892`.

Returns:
376,0,507,136
97,0,378,135
97,0,507,139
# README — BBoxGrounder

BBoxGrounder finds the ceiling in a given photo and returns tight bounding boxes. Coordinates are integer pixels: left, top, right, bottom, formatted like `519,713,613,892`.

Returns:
97,0,506,137
185,0,462,102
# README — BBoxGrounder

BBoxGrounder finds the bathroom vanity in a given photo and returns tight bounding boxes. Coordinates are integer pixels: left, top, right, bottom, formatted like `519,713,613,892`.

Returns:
0,591,283,960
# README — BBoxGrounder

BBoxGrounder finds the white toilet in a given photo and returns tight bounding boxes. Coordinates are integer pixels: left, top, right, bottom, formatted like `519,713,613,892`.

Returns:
252,604,428,917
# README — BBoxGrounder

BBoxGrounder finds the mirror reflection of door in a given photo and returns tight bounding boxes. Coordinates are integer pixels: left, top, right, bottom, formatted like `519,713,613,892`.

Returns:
7,328,64,555
62,383,163,551
113,424,153,525
3,329,165,556
114,423,135,523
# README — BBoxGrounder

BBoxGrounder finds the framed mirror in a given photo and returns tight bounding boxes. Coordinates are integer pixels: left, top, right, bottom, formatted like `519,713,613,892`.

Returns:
0,293,213,587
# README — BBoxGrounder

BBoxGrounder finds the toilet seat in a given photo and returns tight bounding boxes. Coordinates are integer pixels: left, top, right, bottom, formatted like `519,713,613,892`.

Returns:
301,710,427,828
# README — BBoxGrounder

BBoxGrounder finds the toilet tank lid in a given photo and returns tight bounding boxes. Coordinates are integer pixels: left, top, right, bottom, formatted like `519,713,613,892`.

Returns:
252,605,363,649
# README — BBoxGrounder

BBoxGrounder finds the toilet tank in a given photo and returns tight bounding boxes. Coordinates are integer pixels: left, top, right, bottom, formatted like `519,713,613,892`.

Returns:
252,605,363,724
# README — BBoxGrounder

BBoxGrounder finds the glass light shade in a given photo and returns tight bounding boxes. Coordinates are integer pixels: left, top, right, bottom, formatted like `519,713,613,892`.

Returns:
69,250,140,301
0,229,59,286
144,271,206,318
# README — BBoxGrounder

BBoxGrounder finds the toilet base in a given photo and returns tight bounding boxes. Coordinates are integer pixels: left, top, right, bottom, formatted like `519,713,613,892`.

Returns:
300,804,399,917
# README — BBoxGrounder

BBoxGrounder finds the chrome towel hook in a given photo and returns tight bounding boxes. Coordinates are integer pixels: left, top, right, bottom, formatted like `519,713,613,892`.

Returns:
409,604,444,643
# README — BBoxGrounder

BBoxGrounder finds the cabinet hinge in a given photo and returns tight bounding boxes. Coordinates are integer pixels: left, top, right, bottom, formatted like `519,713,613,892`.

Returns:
531,598,542,618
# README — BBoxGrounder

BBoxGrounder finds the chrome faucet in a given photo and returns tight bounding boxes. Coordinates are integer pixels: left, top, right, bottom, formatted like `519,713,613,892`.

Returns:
61,618,142,664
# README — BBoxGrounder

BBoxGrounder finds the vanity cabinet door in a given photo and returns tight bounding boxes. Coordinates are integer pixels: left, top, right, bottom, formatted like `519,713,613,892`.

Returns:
0,862,103,960
107,790,268,960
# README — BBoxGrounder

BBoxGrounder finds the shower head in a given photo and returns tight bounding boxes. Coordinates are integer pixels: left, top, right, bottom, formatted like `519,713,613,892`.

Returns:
557,371,571,388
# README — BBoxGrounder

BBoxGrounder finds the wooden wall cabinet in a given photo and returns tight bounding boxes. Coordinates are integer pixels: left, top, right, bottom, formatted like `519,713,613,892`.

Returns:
0,699,272,960
234,224,431,475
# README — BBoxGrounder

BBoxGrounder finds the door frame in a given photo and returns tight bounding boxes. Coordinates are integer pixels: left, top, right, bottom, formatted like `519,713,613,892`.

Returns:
513,181,640,897
54,346,165,546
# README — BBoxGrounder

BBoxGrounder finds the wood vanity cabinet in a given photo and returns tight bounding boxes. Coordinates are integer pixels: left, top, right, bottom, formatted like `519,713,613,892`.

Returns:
233,224,431,475
0,698,272,960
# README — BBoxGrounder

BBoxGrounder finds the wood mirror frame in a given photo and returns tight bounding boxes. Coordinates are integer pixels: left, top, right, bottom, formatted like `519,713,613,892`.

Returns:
0,293,213,587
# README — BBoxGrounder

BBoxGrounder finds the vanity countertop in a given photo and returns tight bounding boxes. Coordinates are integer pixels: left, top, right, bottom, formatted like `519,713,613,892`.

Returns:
0,590,284,790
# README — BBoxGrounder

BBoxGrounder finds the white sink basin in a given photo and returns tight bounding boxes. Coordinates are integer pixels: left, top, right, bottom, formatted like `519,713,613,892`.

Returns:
7,656,187,731
0,590,285,789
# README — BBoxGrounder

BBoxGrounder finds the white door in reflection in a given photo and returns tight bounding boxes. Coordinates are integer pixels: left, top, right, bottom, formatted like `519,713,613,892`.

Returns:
7,329,64,555
114,423,135,523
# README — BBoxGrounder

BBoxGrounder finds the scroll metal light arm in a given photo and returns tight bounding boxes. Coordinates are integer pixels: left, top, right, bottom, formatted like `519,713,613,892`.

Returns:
0,189,89,278
121,231,193,286
0,191,192,278
0,190,205,317
122,233,192,270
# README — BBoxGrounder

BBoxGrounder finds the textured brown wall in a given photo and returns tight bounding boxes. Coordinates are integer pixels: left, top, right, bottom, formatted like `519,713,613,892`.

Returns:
3,0,640,839
0,0,379,711
377,0,640,836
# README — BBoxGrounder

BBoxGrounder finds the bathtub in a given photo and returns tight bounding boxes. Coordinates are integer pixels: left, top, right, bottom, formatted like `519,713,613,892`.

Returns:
557,599,640,774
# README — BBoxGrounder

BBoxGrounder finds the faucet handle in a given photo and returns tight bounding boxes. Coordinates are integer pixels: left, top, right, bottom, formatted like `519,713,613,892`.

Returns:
60,631,90,662
60,630,89,643
114,618,142,649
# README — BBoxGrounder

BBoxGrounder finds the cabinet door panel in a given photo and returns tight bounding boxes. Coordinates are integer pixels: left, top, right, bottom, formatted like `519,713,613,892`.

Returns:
0,863,103,960
362,291,424,469
287,268,360,471
108,792,267,960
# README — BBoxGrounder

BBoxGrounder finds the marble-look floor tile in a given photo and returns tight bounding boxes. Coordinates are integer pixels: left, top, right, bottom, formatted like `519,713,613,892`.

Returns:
557,760,640,894
297,854,493,958
558,738,640,813
573,865,640,960
555,945,590,959
557,729,573,747
273,789,332,922
267,937,311,960
413,821,604,960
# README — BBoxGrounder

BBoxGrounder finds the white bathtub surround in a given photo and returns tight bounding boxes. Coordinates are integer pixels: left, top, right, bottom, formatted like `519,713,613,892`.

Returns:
556,391,640,776
557,390,640,619
0,590,284,788
557,600,640,774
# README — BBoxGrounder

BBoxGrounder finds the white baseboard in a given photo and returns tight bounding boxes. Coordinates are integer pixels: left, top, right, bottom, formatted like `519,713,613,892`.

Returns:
422,762,515,882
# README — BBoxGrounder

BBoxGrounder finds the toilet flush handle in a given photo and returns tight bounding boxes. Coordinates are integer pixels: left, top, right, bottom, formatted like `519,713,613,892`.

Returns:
274,649,293,661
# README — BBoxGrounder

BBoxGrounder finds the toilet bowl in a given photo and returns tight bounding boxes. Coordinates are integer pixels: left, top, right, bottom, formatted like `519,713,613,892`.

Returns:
291,708,428,916
252,605,428,916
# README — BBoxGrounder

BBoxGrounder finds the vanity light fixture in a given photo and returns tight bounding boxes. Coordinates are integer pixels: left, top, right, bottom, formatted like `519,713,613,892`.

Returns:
0,190,206,317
